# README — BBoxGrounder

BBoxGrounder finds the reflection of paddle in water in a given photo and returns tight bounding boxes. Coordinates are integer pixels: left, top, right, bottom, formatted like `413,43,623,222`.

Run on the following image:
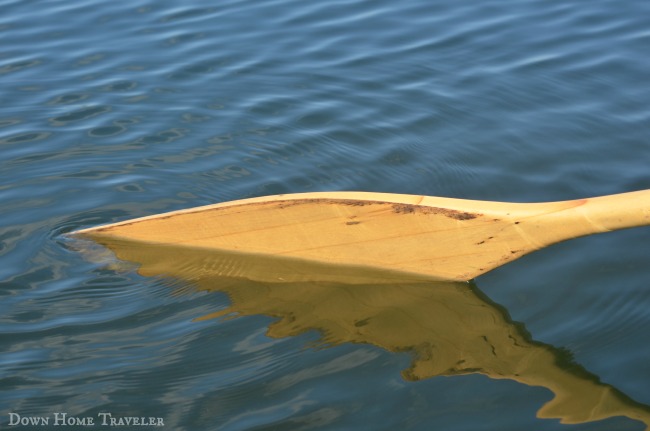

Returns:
75,238,650,430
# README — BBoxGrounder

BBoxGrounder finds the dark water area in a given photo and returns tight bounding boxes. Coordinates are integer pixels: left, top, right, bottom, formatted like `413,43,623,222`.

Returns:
2,0,650,429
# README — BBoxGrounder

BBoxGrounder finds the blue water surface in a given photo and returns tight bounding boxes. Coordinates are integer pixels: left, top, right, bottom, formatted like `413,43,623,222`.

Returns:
2,0,650,429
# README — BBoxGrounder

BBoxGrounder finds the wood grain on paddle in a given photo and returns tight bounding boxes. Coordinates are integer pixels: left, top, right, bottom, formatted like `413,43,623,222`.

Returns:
73,190,650,281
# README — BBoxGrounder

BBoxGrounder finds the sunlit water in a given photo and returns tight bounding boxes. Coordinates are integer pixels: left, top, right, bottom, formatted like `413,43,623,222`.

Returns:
2,0,650,429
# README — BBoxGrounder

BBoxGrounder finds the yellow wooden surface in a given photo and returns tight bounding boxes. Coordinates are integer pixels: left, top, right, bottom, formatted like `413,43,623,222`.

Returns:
74,190,650,281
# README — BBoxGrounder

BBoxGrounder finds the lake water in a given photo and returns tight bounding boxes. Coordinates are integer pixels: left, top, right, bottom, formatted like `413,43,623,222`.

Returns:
2,0,650,429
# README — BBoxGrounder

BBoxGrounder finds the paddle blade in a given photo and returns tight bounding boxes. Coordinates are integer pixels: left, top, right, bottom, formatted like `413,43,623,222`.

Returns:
78,190,649,280
73,192,584,280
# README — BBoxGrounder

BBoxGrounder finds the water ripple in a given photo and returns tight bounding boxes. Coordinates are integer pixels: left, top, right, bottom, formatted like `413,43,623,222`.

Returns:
2,0,650,429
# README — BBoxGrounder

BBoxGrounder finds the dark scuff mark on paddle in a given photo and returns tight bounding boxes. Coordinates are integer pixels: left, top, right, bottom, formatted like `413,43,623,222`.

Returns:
221,198,481,220
275,198,383,209
354,318,370,327
476,236,494,245
391,203,480,220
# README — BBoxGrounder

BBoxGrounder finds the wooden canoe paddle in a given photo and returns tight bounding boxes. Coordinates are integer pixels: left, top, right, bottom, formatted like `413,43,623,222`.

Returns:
73,190,650,281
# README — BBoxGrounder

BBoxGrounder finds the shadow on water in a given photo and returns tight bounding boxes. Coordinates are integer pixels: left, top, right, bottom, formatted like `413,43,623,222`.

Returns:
73,237,650,430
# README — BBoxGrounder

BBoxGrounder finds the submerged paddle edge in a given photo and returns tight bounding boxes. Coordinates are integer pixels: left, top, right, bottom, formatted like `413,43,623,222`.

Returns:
70,234,463,284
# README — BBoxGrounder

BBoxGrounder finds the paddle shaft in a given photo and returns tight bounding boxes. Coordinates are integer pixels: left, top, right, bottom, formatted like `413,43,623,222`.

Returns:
524,190,650,245
573,189,650,232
